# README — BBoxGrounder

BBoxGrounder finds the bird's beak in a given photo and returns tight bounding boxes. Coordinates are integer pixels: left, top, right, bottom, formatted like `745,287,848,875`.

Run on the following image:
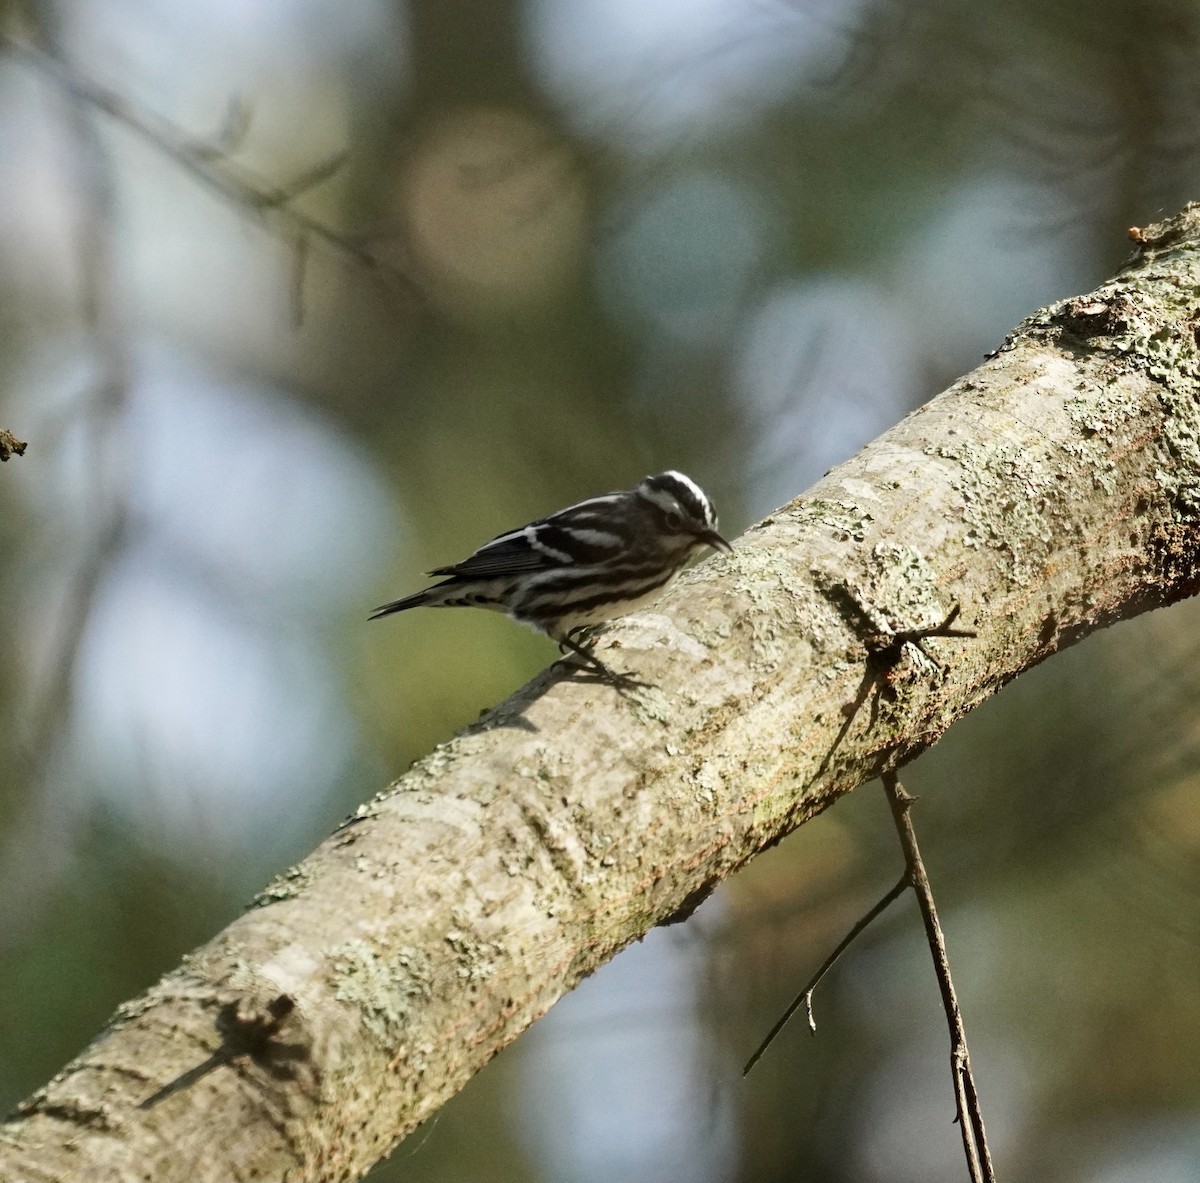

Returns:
700,528,733,555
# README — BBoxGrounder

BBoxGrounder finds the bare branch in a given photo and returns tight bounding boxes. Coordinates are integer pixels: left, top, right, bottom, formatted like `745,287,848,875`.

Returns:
0,33,424,314
883,773,995,1183
0,10,134,945
741,874,908,1076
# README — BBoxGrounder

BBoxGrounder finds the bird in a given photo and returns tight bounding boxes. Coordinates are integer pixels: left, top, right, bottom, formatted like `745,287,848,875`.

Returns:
370,471,732,682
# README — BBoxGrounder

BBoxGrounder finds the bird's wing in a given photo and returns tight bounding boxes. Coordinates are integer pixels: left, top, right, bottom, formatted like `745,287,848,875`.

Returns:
429,526,558,578
430,495,628,579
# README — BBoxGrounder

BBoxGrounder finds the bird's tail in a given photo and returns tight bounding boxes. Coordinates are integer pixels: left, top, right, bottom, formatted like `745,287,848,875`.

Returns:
369,576,481,620
368,589,436,620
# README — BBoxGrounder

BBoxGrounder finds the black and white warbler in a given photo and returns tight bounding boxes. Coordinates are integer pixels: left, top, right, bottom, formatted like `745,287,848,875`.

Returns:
370,471,731,681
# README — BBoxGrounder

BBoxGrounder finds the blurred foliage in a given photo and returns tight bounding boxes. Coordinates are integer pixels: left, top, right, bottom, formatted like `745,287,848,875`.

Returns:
1,0,1200,1181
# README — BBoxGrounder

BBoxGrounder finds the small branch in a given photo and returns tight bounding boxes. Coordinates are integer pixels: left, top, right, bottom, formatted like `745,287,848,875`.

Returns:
255,151,349,210
742,873,908,1076
20,11,132,762
882,773,995,1183
0,33,423,313
191,93,252,160
0,10,134,947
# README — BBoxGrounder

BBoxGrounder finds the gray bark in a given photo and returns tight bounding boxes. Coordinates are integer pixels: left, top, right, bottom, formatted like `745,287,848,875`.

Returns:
4,204,1200,1183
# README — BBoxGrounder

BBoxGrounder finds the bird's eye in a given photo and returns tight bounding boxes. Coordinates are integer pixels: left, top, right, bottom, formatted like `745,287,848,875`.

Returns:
665,510,683,531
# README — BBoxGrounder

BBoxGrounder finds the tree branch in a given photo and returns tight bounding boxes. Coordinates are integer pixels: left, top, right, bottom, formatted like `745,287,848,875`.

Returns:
0,33,423,315
5,204,1200,1182
883,773,995,1183
740,873,909,1076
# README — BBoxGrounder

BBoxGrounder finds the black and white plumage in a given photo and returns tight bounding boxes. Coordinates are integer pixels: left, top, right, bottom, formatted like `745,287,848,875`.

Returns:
371,471,731,679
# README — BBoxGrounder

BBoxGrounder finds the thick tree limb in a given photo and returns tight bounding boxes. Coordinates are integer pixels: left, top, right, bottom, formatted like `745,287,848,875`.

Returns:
5,204,1200,1181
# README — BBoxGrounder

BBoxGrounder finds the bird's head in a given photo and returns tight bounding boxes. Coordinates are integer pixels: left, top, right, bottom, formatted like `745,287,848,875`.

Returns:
635,471,732,558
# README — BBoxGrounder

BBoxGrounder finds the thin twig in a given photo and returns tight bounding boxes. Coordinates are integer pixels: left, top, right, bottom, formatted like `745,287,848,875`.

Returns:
0,33,423,312
20,13,133,770
0,11,134,948
881,773,996,1183
742,873,909,1076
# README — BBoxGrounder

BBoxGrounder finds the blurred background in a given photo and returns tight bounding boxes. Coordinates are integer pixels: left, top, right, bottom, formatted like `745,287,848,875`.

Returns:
2,0,1200,1179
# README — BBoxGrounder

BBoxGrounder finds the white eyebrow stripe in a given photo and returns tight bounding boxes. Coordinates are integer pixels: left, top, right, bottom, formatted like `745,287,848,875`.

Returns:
662,471,712,521
667,470,700,501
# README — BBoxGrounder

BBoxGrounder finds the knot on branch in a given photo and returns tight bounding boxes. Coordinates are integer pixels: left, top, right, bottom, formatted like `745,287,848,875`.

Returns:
1054,294,1134,340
